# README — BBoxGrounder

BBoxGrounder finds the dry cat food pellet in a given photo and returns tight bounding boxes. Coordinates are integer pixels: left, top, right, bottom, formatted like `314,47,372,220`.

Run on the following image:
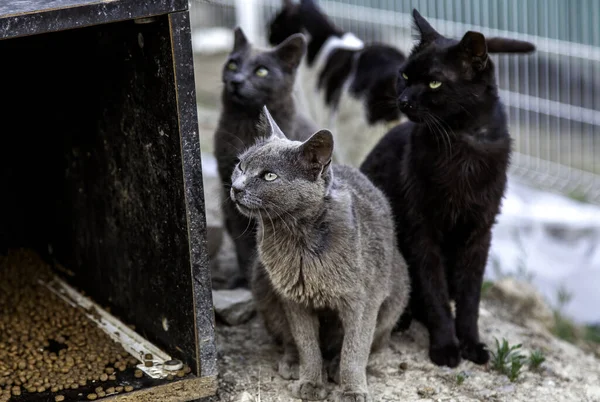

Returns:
116,386,124,392
144,360,153,367
106,387,115,394
124,385,134,392
134,369,143,378
95,386,103,393
98,391,106,397
144,353,153,360
0,250,137,398
87,393,98,400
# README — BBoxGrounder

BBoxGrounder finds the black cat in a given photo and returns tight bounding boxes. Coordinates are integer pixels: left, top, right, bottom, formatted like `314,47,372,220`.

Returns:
360,10,535,367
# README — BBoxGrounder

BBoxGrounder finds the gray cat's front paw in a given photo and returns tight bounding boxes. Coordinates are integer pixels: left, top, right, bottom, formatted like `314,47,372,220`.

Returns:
340,391,369,402
277,359,299,380
289,380,328,400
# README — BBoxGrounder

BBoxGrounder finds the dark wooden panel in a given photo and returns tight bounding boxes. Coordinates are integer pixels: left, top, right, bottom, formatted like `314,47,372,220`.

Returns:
0,0,187,40
168,11,218,378
0,15,205,373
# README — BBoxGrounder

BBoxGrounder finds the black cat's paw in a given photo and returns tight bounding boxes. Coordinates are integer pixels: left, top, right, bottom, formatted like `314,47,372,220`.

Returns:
460,341,490,365
289,380,328,400
277,358,299,380
429,342,461,368
394,310,413,332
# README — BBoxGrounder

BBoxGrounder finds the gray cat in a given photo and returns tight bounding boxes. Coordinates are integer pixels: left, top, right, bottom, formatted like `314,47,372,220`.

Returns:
230,106,410,402
214,27,316,288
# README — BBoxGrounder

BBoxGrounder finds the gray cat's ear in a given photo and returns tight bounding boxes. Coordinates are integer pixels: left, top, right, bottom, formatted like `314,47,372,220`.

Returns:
458,31,488,70
273,33,307,69
412,9,441,45
233,27,250,52
260,106,287,140
300,129,334,167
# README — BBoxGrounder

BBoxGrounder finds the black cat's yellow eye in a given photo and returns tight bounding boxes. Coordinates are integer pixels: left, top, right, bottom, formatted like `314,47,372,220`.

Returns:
256,67,269,77
429,81,442,89
227,61,237,71
401,73,408,80
263,172,277,181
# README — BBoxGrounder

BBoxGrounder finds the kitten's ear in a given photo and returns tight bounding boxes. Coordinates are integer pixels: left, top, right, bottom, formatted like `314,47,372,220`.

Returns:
233,27,250,52
458,31,488,70
300,129,334,167
485,37,536,54
412,9,441,45
273,33,307,69
259,106,287,140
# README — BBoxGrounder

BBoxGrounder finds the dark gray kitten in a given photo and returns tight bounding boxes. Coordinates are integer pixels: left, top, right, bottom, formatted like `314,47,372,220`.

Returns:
215,27,316,288
230,107,410,402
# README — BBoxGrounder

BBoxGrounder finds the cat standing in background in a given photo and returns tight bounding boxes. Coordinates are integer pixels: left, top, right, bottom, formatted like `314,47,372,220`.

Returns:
361,10,535,368
214,28,317,288
231,107,410,401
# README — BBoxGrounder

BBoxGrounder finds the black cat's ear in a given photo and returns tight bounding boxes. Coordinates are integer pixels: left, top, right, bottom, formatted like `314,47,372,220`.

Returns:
485,37,536,54
300,129,334,167
412,9,441,45
458,31,488,70
273,33,307,69
259,106,287,140
232,27,249,52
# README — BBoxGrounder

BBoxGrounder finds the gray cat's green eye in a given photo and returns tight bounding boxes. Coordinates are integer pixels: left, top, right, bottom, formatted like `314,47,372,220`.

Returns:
429,81,442,89
227,62,237,71
263,172,278,181
256,67,269,77
401,73,408,80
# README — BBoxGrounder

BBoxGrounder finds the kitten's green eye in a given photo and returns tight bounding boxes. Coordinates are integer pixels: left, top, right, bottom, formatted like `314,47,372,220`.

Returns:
227,62,237,71
256,67,269,77
429,81,442,89
263,172,278,181
401,73,408,80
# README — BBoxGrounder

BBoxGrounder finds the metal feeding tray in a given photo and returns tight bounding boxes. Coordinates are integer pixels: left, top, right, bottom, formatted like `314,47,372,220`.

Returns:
0,1,217,401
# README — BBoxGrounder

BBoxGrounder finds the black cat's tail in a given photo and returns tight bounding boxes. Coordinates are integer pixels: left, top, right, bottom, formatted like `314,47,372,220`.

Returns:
486,37,536,54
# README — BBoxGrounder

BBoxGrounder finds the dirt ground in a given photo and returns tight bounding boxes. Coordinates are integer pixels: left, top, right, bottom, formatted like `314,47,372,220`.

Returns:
203,169,600,402
194,52,600,402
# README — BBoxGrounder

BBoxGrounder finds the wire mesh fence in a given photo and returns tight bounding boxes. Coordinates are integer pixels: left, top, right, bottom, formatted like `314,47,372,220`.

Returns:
190,0,600,204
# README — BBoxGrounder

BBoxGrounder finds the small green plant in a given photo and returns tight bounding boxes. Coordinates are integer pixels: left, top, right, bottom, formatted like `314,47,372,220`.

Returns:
508,354,525,382
481,280,494,298
552,285,579,343
528,349,546,372
584,324,600,344
490,338,526,382
456,371,466,386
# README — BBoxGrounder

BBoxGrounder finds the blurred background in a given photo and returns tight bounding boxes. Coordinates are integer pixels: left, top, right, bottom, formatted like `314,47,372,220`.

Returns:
188,0,600,328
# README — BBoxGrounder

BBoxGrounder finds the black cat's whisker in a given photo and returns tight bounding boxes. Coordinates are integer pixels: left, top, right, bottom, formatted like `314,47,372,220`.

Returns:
425,113,450,155
423,116,441,151
428,112,455,156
